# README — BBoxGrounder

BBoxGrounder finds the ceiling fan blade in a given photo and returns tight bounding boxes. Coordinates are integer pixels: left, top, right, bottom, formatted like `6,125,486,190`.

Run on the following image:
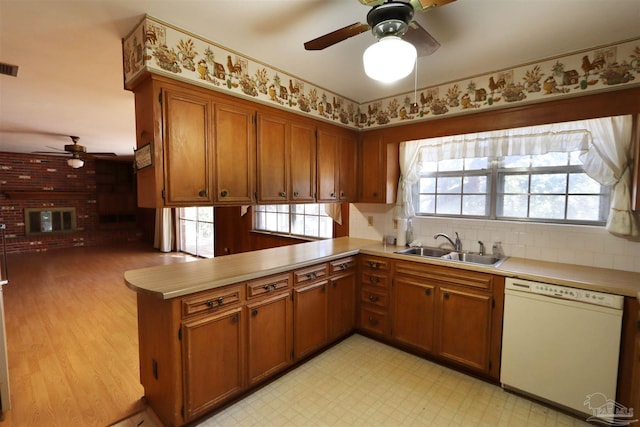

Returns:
410,0,456,12
405,21,440,57
84,152,117,158
304,22,370,51
32,151,71,156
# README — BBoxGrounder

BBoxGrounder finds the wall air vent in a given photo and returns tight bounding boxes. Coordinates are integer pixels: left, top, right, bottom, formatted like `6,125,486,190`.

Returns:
0,63,18,77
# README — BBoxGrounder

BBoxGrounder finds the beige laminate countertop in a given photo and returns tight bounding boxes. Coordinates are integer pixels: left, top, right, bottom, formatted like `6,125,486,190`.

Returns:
125,237,640,300
124,237,372,299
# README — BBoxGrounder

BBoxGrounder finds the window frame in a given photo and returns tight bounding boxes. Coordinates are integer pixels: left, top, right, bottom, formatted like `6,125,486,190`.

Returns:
253,203,334,240
414,154,610,226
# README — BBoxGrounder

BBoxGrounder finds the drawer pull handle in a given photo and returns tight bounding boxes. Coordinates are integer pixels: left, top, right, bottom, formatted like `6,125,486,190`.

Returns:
271,283,278,289
217,297,224,306
205,300,214,308
368,261,380,268
368,294,379,303
306,272,318,280
368,317,379,325
263,284,271,291
369,276,380,284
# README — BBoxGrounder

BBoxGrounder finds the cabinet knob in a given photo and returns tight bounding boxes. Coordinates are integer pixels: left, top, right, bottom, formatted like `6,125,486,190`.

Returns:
368,294,379,303
368,317,379,326
205,300,214,308
271,283,278,289
251,308,258,317
198,189,207,197
340,191,345,197
293,191,299,197
231,313,239,323
330,192,336,198
373,192,378,197
217,297,224,306
369,276,379,284
263,284,271,291
443,292,450,300
279,191,286,197
220,189,228,197
425,288,431,296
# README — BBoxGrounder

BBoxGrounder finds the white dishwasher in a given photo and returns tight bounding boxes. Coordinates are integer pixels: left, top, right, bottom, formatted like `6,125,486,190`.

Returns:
501,277,624,418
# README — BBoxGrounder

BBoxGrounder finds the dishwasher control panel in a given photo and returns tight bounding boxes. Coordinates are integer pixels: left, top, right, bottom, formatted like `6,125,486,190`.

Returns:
505,278,624,309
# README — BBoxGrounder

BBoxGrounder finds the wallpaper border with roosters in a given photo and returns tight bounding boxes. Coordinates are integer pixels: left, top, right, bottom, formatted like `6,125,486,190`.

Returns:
123,15,640,130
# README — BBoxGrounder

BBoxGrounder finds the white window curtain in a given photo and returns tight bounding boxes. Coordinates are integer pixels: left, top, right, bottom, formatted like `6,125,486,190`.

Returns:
396,115,637,237
154,208,174,252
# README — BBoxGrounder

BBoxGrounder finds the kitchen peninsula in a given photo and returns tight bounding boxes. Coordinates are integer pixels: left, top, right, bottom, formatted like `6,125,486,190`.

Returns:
125,237,640,427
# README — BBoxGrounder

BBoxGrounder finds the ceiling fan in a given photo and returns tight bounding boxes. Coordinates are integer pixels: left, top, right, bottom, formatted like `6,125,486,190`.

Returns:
304,0,454,56
33,135,116,168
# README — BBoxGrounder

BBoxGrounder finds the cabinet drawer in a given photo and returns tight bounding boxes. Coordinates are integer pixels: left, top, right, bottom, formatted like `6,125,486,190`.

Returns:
361,271,389,288
360,286,388,309
359,307,388,336
330,257,356,274
395,261,493,291
247,273,290,299
360,256,389,271
182,286,243,318
293,264,328,286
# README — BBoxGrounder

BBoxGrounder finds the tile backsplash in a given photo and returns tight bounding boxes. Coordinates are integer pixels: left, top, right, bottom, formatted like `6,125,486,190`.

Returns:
349,203,640,273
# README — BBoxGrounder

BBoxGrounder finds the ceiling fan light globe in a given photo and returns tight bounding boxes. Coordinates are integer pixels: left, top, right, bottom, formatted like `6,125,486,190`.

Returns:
363,36,416,83
67,157,84,169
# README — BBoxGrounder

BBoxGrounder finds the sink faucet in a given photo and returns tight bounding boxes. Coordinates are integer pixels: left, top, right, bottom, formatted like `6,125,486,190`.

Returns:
434,232,461,252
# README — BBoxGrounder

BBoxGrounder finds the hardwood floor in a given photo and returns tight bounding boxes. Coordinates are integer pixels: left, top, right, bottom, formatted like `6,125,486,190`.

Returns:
0,243,196,427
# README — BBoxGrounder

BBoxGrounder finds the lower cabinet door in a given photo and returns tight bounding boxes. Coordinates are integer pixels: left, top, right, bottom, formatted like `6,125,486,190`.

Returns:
182,306,244,421
437,287,492,372
393,277,435,352
328,271,356,341
293,280,328,359
246,292,292,386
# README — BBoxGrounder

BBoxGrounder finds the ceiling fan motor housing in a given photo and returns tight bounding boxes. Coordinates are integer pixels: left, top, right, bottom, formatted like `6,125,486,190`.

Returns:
367,1,414,39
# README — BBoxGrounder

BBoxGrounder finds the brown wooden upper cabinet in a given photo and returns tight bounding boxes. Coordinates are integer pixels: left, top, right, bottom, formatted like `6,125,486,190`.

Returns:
133,76,213,207
317,125,358,202
256,113,316,203
214,101,256,205
358,132,399,204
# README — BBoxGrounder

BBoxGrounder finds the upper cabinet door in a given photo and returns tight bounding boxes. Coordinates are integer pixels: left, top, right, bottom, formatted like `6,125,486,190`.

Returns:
162,86,213,205
317,125,358,203
338,132,357,202
316,128,339,202
214,102,256,205
256,113,289,203
358,133,399,204
289,121,316,202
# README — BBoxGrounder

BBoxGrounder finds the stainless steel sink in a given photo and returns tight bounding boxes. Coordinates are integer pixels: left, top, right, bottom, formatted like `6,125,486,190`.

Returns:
394,246,507,267
395,247,449,257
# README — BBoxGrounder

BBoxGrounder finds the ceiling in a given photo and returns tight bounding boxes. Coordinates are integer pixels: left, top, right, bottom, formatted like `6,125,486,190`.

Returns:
1,0,639,160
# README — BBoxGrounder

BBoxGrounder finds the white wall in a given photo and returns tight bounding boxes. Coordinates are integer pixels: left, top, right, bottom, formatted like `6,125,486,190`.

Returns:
349,203,640,273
